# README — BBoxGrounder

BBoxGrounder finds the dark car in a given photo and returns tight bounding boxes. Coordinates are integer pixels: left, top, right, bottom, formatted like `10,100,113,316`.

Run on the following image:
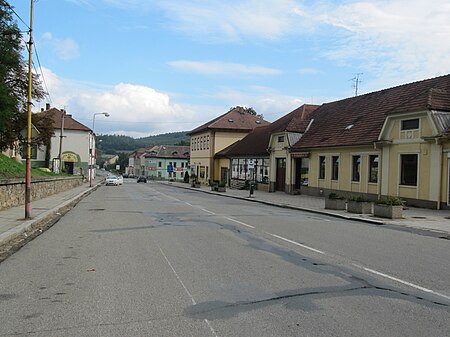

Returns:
137,176,147,183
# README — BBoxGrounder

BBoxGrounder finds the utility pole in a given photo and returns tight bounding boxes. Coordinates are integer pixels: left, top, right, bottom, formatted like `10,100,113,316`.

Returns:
25,0,34,219
351,73,363,96
58,108,66,172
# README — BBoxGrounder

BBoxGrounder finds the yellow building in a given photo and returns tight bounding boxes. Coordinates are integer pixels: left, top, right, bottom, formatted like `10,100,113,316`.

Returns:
290,74,450,209
188,107,269,185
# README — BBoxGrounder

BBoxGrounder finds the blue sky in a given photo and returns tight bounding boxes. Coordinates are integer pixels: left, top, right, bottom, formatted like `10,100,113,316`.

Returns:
10,0,450,137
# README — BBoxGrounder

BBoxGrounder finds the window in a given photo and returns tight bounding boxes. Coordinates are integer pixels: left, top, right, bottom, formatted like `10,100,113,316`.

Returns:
332,156,339,180
401,154,418,186
352,155,361,182
369,155,379,183
158,161,162,167
21,143,38,160
278,135,285,143
401,118,419,130
319,156,326,179
173,162,177,168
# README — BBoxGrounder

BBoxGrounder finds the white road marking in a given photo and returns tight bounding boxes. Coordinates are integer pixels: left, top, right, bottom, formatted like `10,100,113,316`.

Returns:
200,208,216,215
224,217,255,229
267,233,326,255
178,190,448,302
158,245,219,337
352,264,450,301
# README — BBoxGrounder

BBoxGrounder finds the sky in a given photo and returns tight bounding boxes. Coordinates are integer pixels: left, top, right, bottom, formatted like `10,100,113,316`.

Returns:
9,0,450,138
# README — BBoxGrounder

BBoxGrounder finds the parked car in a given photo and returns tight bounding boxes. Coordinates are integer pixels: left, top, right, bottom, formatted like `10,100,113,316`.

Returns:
105,175,119,186
117,175,124,185
137,176,147,183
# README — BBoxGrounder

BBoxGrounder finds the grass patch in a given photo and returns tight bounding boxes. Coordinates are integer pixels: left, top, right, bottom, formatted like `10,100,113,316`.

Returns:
0,154,58,179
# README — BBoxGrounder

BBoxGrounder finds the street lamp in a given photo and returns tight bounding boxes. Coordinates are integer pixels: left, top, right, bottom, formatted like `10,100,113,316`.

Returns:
89,112,110,187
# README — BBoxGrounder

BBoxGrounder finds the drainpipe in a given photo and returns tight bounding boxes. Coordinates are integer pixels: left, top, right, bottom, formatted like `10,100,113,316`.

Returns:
437,139,443,210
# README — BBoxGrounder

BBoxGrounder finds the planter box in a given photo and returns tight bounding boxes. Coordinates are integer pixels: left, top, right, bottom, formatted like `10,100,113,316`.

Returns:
325,198,346,210
347,200,373,214
374,204,403,219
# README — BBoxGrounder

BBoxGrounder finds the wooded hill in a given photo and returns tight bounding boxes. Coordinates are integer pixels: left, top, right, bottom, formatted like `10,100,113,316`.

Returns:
97,131,189,154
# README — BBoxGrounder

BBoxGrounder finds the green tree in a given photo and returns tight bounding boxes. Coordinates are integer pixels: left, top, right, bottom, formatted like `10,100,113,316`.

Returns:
0,1,46,151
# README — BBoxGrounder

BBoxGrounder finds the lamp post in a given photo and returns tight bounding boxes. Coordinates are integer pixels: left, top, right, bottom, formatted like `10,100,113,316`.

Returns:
89,112,109,187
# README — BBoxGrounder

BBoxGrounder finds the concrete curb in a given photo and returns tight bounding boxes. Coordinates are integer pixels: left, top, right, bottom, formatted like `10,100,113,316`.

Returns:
164,182,388,226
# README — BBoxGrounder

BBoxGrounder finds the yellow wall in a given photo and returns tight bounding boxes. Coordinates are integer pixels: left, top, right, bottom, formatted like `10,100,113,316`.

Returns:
190,130,248,183
307,146,379,195
301,112,450,208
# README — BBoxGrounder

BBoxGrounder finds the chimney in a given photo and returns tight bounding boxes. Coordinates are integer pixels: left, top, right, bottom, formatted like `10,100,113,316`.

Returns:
45,103,50,110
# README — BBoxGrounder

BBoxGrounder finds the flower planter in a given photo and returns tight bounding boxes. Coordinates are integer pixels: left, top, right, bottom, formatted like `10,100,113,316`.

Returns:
374,203,403,219
325,198,346,210
347,200,373,214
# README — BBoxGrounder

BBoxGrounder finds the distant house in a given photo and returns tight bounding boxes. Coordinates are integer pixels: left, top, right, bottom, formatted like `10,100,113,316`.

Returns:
128,147,150,177
35,105,92,175
143,145,190,181
188,106,269,185
290,74,450,209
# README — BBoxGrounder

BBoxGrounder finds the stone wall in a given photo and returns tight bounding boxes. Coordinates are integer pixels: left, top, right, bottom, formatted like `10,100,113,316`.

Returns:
0,176,83,211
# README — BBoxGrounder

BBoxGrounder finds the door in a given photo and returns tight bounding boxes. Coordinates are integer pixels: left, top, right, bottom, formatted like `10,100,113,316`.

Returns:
220,167,229,185
276,158,286,192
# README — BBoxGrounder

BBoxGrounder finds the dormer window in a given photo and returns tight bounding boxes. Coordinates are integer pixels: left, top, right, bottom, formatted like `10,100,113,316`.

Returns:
278,135,285,143
401,118,419,130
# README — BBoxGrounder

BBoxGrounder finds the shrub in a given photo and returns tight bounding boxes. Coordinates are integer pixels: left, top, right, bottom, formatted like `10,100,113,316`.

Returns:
348,195,369,202
377,196,403,206
328,193,344,200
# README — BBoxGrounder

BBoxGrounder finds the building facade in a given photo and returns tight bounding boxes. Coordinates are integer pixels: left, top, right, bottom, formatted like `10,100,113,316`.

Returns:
290,74,450,209
188,107,269,185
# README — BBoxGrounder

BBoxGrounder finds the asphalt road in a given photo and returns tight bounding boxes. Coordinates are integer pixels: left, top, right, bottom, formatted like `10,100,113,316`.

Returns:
0,179,449,336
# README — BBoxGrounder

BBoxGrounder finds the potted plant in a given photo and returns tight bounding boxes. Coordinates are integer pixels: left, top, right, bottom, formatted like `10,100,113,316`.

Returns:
325,193,346,210
217,181,226,192
190,174,200,188
210,180,219,191
374,196,404,219
347,195,373,214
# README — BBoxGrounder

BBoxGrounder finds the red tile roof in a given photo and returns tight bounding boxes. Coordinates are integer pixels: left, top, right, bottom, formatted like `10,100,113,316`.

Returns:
37,108,91,132
217,104,319,158
292,74,450,150
188,106,269,135
215,125,271,157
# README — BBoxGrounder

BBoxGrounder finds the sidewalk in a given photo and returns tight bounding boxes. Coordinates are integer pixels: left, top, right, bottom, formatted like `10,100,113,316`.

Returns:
1,178,449,261
164,181,450,237
0,179,103,261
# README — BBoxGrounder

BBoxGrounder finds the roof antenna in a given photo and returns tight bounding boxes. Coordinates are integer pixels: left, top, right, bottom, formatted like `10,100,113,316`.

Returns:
351,73,363,96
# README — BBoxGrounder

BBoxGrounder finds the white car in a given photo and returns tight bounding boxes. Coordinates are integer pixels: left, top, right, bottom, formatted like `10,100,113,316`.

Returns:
105,175,119,186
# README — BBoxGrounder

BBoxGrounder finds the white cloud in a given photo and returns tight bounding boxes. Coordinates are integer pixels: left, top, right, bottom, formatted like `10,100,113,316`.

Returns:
41,32,80,60
213,86,317,121
39,68,200,136
159,0,300,42
307,0,450,87
168,60,281,76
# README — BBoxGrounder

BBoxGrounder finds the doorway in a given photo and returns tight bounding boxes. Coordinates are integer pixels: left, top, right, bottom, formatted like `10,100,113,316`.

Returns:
276,158,286,191
64,161,74,174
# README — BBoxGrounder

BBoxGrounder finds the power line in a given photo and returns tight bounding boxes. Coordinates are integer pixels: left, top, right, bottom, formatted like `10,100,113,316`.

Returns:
33,43,52,103
2,0,30,30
